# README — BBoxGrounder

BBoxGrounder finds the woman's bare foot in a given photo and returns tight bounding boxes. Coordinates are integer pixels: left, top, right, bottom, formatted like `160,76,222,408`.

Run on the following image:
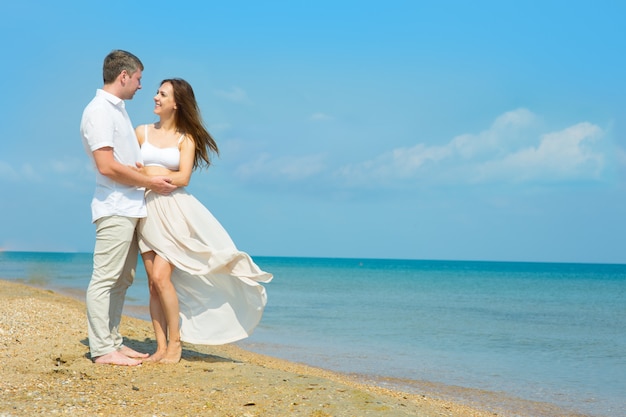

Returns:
118,345,150,359
93,350,142,366
144,349,166,363
159,341,182,364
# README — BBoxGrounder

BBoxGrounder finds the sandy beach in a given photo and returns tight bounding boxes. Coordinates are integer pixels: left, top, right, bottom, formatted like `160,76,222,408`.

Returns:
0,279,587,417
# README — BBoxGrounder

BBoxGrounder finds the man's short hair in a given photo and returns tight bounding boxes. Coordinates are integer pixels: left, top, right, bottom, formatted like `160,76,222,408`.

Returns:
102,50,144,84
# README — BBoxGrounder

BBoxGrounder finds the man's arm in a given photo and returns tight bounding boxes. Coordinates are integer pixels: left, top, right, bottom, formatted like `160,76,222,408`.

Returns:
92,147,177,195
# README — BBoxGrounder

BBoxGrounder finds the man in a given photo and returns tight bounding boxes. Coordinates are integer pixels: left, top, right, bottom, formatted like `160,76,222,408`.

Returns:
80,50,177,366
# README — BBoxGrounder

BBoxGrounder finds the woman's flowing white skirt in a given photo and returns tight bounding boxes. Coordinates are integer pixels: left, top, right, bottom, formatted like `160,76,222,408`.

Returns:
138,189,272,345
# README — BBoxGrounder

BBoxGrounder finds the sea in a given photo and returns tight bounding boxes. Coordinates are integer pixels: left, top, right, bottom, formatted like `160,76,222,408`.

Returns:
0,251,624,417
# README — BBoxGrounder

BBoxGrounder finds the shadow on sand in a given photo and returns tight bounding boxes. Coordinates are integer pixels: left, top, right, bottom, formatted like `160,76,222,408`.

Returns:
80,337,234,364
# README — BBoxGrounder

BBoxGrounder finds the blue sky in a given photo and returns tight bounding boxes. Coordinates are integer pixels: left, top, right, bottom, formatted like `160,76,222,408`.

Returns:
1,0,625,263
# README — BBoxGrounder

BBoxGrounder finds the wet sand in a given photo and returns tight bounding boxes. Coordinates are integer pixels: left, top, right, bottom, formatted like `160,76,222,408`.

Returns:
0,280,588,416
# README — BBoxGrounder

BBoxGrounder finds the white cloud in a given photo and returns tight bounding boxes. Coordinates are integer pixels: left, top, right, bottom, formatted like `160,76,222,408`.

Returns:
209,122,232,132
474,122,603,183
20,163,41,182
2,162,42,182
50,158,84,174
0,161,18,180
310,112,333,121
336,108,606,187
616,146,626,167
218,138,247,156
451,108,537,159
215,87,251,104
3,159,94,185
337,143,451,183
236,152,326,182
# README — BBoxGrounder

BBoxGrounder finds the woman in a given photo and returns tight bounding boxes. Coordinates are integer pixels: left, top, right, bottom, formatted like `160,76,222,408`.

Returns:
136,78,272,364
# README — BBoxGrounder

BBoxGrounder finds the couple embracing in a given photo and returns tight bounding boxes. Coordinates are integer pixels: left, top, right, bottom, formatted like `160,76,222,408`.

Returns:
80,50,272,366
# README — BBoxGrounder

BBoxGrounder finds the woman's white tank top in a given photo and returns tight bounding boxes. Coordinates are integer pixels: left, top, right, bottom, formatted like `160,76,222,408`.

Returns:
140,125,184,171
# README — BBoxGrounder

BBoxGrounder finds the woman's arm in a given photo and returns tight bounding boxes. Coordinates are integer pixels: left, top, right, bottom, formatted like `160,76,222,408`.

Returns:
166,136,194,187
135,125,146,146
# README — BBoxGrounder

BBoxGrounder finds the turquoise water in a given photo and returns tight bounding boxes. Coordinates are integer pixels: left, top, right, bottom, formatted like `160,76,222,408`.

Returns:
1,252,624,416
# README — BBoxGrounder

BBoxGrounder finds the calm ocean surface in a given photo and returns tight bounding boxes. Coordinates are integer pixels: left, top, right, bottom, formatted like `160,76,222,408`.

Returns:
1,251,624,416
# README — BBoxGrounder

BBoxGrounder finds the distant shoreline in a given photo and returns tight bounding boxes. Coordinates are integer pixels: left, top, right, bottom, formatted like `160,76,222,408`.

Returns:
2,249,626,266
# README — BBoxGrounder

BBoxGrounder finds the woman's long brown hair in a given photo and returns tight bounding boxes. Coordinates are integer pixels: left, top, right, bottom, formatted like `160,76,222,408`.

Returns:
164,78,219,169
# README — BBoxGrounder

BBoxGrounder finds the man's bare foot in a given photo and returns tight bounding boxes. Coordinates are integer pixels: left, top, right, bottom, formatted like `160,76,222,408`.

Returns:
118,345,150,359
159,341,182,364
93,350,142,366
